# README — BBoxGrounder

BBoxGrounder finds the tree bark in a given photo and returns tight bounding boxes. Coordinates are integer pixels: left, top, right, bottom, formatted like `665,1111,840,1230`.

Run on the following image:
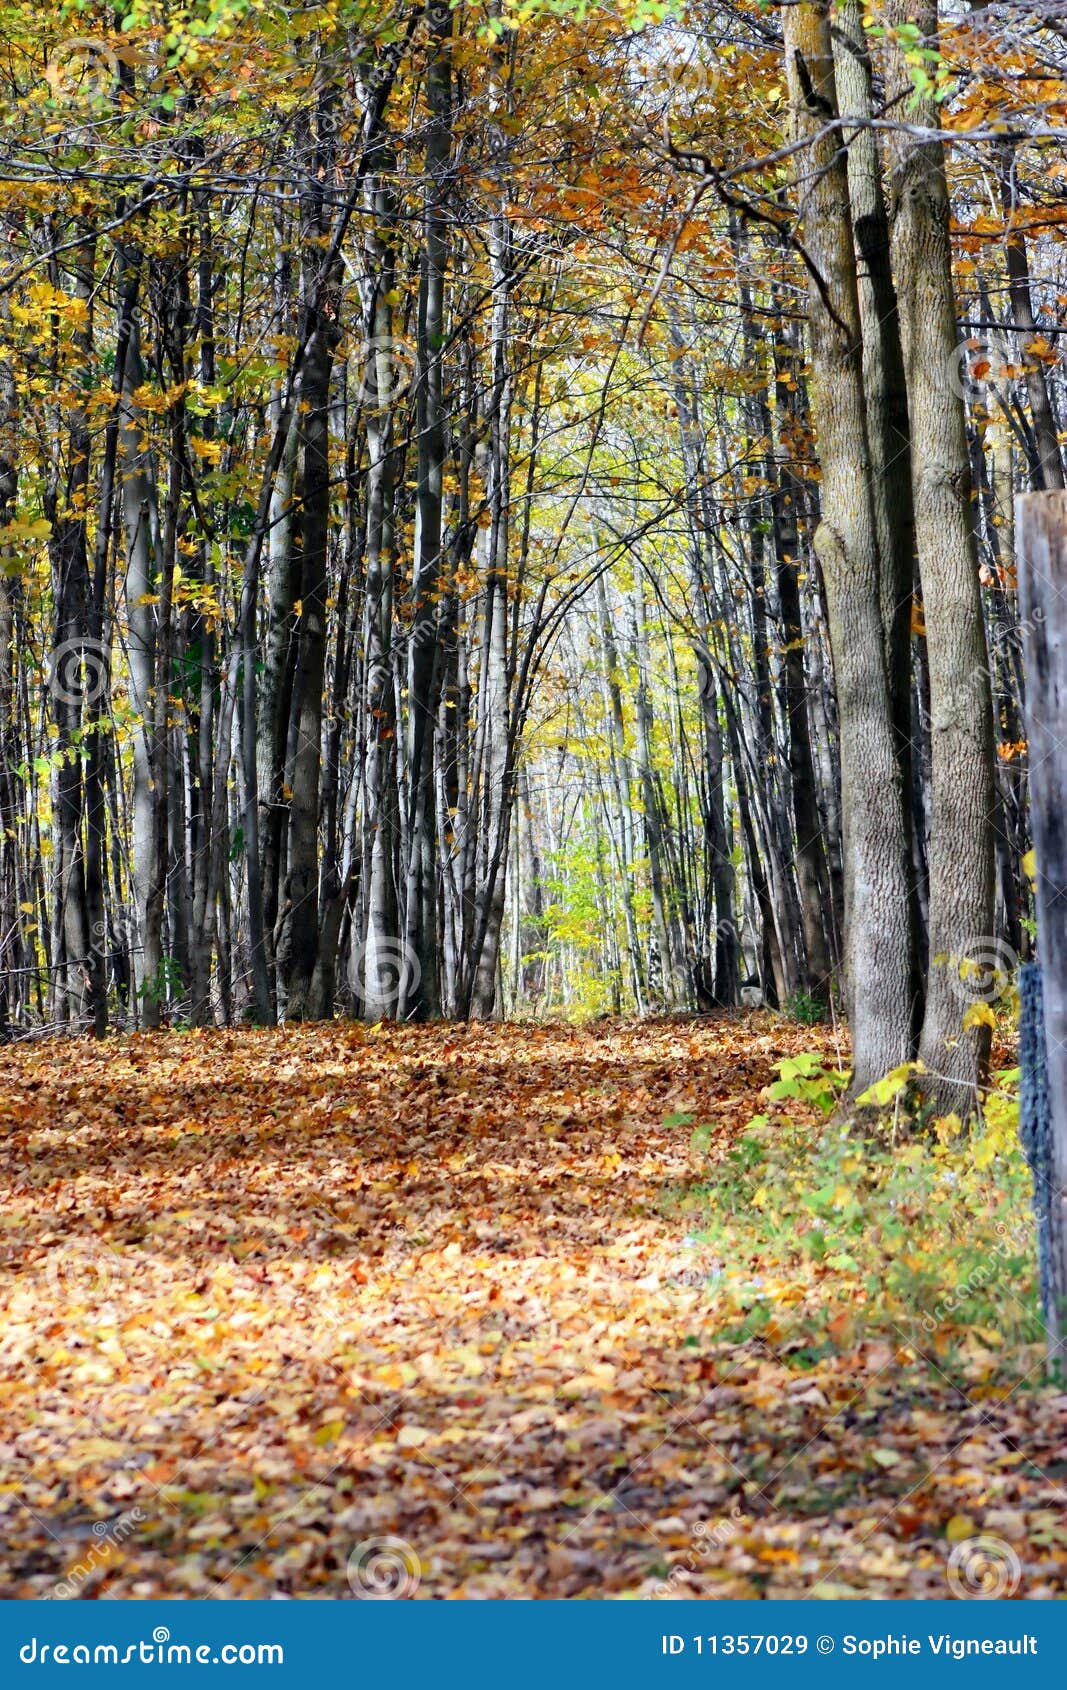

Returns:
784,0,915,1090
1016,491,1067,1357
885,3,997,1112
283,91,343,1021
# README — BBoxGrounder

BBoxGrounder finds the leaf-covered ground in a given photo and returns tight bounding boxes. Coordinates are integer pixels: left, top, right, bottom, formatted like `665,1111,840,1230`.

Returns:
1,1017,1065,1599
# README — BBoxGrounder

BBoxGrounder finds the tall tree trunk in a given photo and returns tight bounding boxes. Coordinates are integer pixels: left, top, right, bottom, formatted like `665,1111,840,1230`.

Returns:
357,210,402,1020
402,0,453,1019
832,0,922,1032
784,0,914,1090
594,569,646,1011
885,4,997,1113
0,295,21,1035
770,291,835,1002
467,158,515,1019
119,307,166,1027
189,188,222,1026
631,567,676,1007
666,309,739,1004
283,92,342,1021
997,145,1064,493
49,238,99,1031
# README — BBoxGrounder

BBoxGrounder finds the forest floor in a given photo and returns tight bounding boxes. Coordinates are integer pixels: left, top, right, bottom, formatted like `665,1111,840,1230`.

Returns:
1,1015,1065,1600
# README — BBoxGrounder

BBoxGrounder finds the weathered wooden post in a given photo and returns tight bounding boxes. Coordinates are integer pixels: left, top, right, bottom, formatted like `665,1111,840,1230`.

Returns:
1016,491,1067,1363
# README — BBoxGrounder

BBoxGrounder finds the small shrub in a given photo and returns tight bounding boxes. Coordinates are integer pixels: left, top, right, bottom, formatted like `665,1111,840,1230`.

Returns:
785,989,827,1026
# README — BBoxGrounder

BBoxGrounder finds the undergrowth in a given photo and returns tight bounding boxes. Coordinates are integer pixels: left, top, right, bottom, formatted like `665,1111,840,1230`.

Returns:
667,1050,1043,1381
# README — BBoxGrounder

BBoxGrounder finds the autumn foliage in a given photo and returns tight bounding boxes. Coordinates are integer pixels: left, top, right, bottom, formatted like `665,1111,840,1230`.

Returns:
2,1017,1062,1599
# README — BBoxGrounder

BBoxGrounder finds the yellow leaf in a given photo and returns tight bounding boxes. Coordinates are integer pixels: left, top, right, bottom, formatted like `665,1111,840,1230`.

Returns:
973,1135,998,1170
946,1514,977,1543
963,1000,995,1032
857,1061,924,1107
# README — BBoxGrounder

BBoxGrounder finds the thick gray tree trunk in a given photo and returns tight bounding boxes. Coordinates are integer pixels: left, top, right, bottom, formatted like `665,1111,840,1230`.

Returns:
784,0,914,1091
885,4,997,1113
1016,492,1067,1358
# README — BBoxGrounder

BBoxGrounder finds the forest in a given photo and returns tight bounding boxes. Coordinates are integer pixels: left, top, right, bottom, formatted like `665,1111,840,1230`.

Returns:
1,0,1066,1609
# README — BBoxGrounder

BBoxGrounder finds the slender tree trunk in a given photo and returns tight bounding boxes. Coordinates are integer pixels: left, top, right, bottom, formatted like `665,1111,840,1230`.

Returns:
357,204,401,1020
594,569,646,1011
402,0,453,1019
0,295,21,1035
283,93,342,1021
189,190,222,1025
998,145,1064,493
119,307,166,1027
770,298,835,1002
631,567,676,1007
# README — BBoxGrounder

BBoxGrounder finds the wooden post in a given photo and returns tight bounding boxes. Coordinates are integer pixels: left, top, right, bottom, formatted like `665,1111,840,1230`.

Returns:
1016,491,1067,1361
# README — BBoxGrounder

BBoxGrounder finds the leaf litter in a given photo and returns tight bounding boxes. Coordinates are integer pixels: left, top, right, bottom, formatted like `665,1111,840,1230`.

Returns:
0,1018,1064,1598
